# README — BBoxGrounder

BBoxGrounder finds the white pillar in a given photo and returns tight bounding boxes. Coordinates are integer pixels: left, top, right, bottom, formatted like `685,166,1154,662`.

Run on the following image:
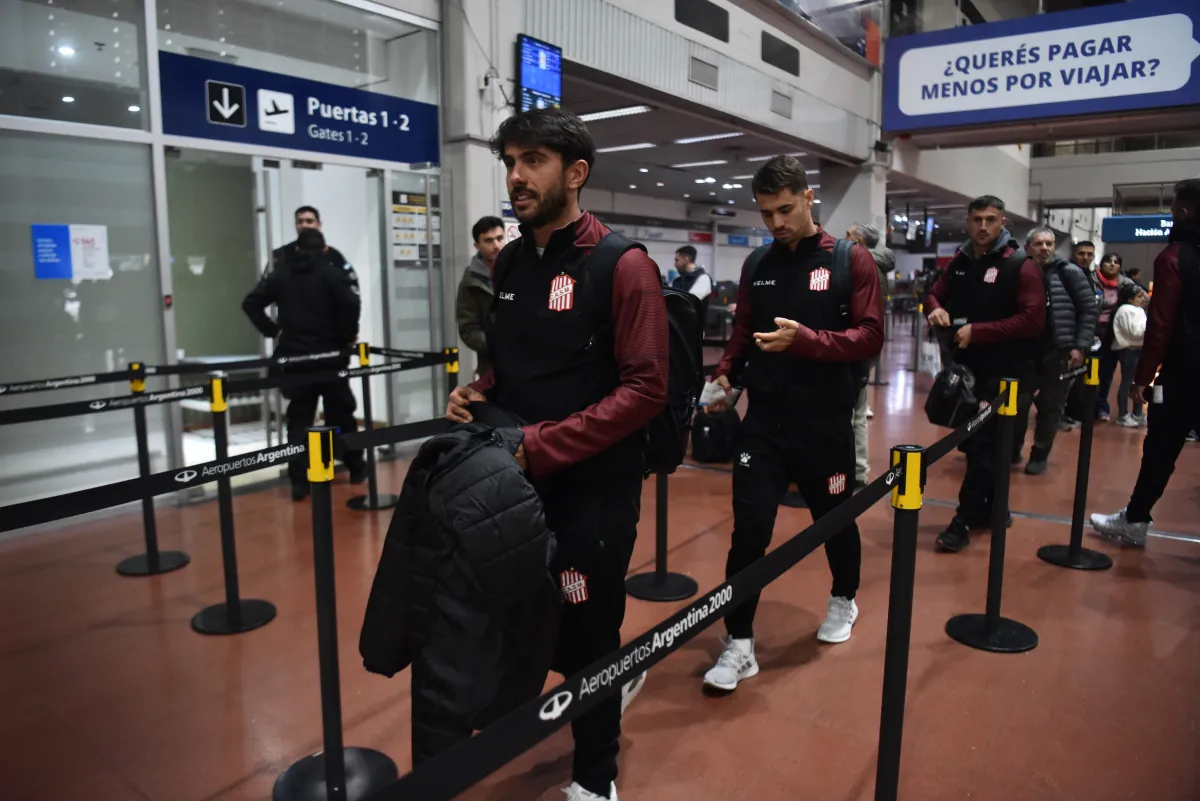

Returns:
818,161,888,241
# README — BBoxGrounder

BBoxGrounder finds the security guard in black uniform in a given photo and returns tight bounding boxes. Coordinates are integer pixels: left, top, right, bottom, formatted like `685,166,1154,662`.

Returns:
242,207,365,500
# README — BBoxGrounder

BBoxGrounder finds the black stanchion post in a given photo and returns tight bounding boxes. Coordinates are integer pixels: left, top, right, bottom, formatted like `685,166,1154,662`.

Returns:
625,472,699,602
946,378,1039,653
1037,358,1112,571
274,427,398,801
117,361,191,576
347,343,400,512
906,303,923,372
875,445,925,801
192,373,277,635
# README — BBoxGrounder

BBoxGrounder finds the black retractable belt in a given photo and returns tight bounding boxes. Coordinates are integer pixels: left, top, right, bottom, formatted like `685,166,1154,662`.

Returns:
1038,357,1113,571
115,361,191,577
274,426,398,801
945,377,1039,654
191,373,277,636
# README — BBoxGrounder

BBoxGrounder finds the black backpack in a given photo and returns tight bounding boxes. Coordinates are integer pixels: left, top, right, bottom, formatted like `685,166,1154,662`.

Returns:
741,238,870,390
492,231,704,476
691,407,741,463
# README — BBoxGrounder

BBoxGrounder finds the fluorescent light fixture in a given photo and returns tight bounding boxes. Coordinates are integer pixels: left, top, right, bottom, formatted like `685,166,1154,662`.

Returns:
638,167,649,173
62,95,75,103
595,142,656,153
672,160,729,169
746,151,806,162
704,177,716,183
806,170,820,175
709,191,716,196
694,178,706,184
578,104,651,122
674,132,743,145
808,183,820,189
731,174,753,180
128,105,140,112
814,199,822,204
722,183,733,190
731,183,743,189
728,199,735,204
57,44,75,57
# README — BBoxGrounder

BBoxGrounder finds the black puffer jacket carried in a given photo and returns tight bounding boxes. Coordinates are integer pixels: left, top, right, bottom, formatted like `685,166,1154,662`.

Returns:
359,424,562,732
1042,257,1097,351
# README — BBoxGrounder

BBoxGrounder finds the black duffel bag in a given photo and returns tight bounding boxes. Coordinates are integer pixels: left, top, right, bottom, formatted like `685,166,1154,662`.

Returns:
924,361,979,428
691,407,741,463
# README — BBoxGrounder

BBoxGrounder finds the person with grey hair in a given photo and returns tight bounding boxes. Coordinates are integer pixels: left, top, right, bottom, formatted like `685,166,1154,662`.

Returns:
1012,225,1096,475
845,222,895,484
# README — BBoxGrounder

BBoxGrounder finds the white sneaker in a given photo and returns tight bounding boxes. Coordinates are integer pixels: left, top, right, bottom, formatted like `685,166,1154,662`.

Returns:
563,781,617,801
1117,414,1140,428
620,671,646,716
866,407,875,419
702,637,758,691
1089,508,1148,547
817,596,859,643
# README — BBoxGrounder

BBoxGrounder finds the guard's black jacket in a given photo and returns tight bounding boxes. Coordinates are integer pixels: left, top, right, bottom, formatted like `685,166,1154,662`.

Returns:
242,239,360,355
359,424,562,730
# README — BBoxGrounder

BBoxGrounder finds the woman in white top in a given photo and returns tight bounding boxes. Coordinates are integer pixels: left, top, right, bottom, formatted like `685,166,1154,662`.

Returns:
1111,283,1148,427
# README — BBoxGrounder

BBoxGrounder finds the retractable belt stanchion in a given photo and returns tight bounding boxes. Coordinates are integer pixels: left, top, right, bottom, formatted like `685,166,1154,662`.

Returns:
116,361,191,576
347,343,400,512
1038,357,1113,571
625,472,699,602
946,377,1039,653
275,427,398,801
874,445,925,801
192,373,277,635
906,304,923,372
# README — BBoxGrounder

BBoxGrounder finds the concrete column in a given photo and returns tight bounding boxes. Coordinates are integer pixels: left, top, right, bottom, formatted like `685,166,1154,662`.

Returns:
818,161,888,240
440,0,524,379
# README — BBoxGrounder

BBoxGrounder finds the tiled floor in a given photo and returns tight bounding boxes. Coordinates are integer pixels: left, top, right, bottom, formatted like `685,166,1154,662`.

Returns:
2,329,1197,801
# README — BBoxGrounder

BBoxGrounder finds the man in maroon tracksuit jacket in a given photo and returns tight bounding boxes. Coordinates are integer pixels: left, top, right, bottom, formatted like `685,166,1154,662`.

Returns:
446,108,668,801
925,195,1046,553
1091,178,1200,546
700,155,884,692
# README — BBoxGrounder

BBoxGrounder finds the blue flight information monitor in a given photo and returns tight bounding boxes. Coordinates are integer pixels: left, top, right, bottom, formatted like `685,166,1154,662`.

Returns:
516,34,562,113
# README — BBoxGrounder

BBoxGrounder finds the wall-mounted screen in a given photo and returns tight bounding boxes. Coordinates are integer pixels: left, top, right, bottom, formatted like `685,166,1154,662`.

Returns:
516,34,562,113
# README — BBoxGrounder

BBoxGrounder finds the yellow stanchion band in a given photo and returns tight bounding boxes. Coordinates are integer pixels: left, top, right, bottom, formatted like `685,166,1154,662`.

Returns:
210,376,228,413
308,430,334,483
918,303,924,314
890,449,924,511
1084,357,1100,387
358,342,369,367
999,378,1019,417
130,362,145,393
445,347,459,375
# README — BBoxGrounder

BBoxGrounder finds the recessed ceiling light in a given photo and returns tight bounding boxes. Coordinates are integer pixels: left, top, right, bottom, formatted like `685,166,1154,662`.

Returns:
806,170,820,175
722,183,733,189
694,178,706,184
809,183,820,189
61,95,75,103
672,160,729,169
674,132,744,144
656,182,664,187
705,177,716,183
728,199,735,204
683,193,690,198
709,191,716,196
595,142,656,153
578,104,652,122
638,167,649,173
814,199,822,204
128,104,140,112
629,184,637,189
57,44,74,57
731,183,743,189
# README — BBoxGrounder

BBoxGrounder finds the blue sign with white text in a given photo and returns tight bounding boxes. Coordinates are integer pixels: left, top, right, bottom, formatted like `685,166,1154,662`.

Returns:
883,0,1200,133
159,52,439,165
31,225,72,279
727,235,749,246
1101,214,1174,243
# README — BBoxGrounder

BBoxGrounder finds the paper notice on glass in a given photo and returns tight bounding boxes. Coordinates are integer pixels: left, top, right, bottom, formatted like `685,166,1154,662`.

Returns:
69,224,112,280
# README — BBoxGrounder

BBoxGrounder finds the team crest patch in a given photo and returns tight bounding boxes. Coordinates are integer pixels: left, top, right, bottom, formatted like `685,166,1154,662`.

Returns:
549,273,576,311
983,267,999,284
560,569,589,604
809,267,831,291
828,473,847,495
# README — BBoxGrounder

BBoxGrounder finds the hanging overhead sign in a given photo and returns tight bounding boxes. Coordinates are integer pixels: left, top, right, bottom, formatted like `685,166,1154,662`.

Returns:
159,52,439,165
883,0,1200,133
1101,214,1174,243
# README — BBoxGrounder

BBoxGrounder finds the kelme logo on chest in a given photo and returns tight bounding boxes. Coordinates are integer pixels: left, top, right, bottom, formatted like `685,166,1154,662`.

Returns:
752,279,776,287
499,292,515,301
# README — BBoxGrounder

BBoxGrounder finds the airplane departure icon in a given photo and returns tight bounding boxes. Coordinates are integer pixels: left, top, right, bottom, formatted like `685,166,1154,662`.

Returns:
257,89,295,134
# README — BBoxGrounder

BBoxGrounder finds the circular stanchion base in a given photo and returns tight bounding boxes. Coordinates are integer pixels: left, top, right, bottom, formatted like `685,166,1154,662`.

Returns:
273,747,399,801
346,494,400,512
781,490,808,509
191,599,277,635
945,613,1038,653
1036,543,1113,571
116,551,190,577
626,571,699,602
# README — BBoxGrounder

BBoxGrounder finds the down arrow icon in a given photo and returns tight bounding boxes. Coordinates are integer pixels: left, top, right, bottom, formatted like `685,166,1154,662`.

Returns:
205,80,246,127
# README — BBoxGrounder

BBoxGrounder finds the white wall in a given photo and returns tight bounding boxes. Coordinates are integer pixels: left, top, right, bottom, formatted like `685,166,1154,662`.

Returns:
373,0,440,22
891,140,1034,220
1031,148,1200,206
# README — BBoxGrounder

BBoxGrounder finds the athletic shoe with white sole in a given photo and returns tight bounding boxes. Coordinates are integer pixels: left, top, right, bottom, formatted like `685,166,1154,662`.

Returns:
702,637,758,691
817,596,859,643
620,671,646,716
1089,508,1148,547
563,781,617,801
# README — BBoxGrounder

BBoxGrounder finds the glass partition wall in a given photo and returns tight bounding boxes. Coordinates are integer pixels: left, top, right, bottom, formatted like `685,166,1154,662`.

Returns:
0,0,442,508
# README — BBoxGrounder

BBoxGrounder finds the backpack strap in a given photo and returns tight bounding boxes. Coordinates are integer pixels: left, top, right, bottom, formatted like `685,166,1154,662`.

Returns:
831,238,855,321
743,244,771,286
488,238,522,313
582,231,646,328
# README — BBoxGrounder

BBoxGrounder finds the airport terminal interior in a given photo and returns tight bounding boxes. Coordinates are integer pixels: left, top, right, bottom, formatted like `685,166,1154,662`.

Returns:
2,0,1199,799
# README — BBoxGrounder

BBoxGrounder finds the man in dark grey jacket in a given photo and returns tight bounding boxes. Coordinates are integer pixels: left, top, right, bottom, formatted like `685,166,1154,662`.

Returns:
1015,227,1097,475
